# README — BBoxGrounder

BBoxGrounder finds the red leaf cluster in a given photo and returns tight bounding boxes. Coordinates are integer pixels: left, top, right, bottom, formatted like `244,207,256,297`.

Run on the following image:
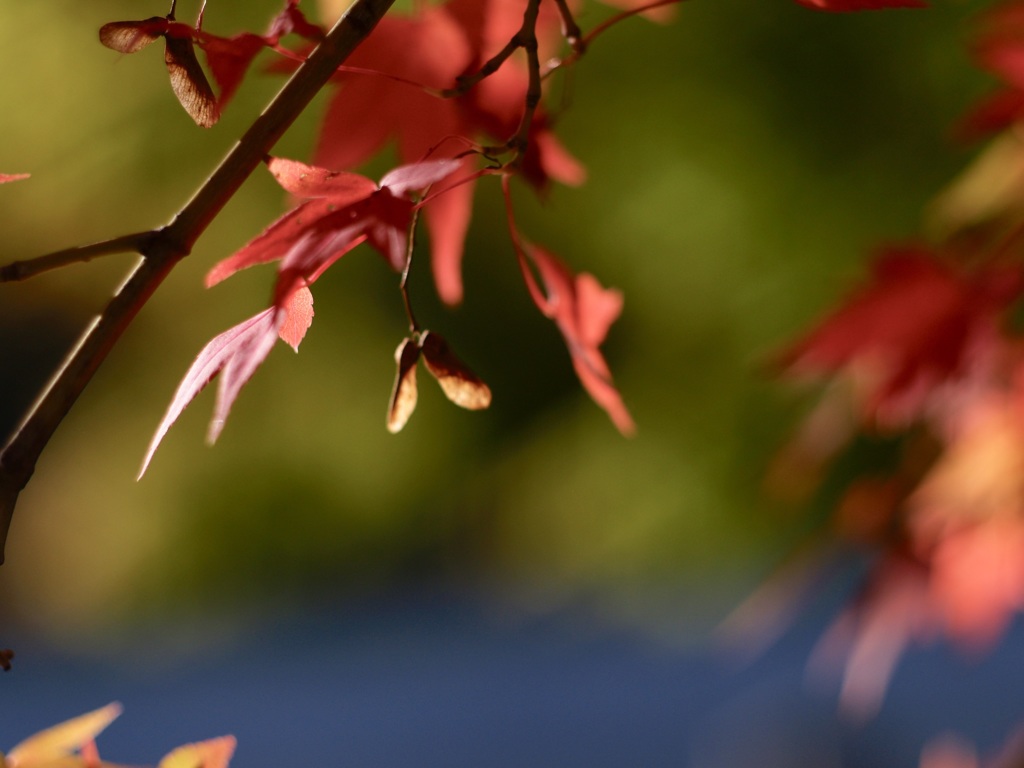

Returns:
142,157,461,473
139,0,641,467
308,0,584,306
773,243,1024,713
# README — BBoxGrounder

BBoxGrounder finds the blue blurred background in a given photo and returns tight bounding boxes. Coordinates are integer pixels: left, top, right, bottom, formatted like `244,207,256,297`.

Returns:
1,0,1016,764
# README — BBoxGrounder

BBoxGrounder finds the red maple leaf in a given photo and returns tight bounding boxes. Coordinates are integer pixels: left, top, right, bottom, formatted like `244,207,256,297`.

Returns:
515,239,635,435
794,0,926,9
207,156,463,288
958,3,1024,139
779,247,1022,428
0,173,28,184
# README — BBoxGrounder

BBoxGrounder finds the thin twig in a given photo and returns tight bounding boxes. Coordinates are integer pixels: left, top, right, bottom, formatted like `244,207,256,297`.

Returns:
552,0,585,54
399,205,422,333
542,0,683,78
0,0,397,564
0,231,151,282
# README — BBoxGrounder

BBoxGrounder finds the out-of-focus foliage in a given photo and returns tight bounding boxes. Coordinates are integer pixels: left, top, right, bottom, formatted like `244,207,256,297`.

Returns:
0,0,985,650
3,702,235,768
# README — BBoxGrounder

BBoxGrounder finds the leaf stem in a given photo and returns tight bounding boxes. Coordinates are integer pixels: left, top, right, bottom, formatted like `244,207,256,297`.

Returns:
0,0,397,564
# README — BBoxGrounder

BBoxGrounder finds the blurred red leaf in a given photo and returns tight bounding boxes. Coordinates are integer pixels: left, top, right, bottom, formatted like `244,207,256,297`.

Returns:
0,173,29,183
515,240,634,435
779,247,1022,428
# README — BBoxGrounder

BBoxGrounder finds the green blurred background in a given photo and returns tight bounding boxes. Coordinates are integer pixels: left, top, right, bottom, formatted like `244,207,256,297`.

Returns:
0,0,987,651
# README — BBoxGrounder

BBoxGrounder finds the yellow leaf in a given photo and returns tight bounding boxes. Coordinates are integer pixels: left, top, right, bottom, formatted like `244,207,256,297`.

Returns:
7,703,122,768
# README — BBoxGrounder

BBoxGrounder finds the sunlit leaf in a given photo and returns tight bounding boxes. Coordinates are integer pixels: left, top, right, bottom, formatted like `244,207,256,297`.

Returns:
6,703,122,768
157,736,236,768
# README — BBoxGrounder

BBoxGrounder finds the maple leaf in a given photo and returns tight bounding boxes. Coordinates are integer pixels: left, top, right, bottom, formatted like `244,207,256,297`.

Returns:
956,3,1024,140
139,284,312,477
793,0,927,10
207,156,462,287
310,0,584,305
157,736,236,768
6,702,123,768
386,331,492,433
0,173,29,184
514,239,635,435
779,247,1023,429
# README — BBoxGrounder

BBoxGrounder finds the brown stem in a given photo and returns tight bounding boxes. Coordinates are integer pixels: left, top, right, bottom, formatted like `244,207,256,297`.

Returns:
0,0,397,564
399,206,422,333
542,0,683,78
0,232,150,282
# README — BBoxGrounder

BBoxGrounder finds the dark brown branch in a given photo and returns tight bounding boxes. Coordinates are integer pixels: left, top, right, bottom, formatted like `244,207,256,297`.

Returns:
0,0,397,564
0,232,150,282
440,0,541,99
507,0,542,157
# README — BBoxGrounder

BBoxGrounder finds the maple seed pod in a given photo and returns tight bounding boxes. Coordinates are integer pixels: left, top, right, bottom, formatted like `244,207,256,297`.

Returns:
164,35,220,128
419,331,492,411
387,338,421,434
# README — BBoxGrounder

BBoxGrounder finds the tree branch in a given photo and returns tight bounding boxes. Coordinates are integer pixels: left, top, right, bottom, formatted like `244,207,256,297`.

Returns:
0,0,397,564
0,232,151,282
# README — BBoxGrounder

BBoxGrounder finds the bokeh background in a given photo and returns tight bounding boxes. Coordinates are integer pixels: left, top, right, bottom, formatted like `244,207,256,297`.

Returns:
2,1,1018,765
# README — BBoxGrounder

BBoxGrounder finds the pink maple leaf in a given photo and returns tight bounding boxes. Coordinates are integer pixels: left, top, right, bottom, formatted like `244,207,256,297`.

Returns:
139,283,312,477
